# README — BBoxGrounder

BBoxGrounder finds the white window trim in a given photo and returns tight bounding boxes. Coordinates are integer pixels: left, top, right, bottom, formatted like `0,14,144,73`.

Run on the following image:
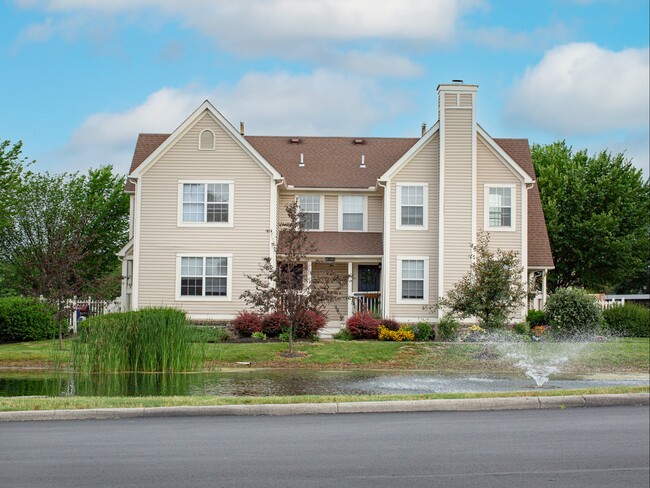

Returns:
295,194,324,231
177,180,234,228
198,129,216,150
175,253,233,301
396,183,428,230
484,184,516,232
338,195,368,232
396,256,429,305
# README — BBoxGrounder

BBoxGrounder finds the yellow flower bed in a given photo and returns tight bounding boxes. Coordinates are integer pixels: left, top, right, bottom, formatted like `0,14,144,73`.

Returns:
378,325,415,342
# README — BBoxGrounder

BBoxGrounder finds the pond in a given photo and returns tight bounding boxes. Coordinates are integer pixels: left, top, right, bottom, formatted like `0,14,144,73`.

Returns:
1,370,647,398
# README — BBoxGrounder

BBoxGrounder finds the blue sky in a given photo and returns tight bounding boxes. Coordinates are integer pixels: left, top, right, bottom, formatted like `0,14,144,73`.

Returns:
1,0,648,176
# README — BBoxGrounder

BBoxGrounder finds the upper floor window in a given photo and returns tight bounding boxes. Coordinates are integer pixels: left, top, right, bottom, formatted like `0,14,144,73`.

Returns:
485,185,515,231
397,183,428,230
199,129,215,150
297,195,322,231
179,181,233,226
177,254,231,300
340,195,366,231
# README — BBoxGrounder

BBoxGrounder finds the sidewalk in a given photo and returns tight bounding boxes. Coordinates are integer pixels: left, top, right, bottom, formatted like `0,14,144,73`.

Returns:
1,393,647,422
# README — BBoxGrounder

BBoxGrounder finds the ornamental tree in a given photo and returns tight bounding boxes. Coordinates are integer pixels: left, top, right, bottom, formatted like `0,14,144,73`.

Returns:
438,232,526,329
241,201,349,354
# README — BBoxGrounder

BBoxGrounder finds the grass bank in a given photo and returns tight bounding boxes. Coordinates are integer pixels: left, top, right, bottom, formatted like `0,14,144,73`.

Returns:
1,385,647,412
1,338,648,373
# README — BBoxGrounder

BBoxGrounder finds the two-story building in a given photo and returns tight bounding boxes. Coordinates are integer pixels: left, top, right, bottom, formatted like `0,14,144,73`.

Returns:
118,81,553,324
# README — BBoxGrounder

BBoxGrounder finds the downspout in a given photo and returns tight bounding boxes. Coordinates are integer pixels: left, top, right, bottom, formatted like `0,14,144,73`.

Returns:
377,180,389,318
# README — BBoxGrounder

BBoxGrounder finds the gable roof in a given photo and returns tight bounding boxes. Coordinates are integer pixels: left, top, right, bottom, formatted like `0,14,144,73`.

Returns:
125,132,553,267
493,138,554,268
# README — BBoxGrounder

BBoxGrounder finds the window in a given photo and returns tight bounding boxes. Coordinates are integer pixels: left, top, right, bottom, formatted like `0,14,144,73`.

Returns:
179,182,233,226
340,195,365,231
397,257,428,303
199,129,215,150
397,184,427,229
178,255,231,300
297,195,322,231
485,185,515,230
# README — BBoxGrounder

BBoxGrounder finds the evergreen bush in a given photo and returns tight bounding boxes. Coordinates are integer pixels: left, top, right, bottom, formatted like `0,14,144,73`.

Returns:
437,316,460,341
544,288,602,337
603,304,650,337
0,297,57,343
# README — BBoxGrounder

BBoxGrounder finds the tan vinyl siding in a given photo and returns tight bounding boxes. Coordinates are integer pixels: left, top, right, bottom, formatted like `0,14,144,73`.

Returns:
312,262,348,321
368,195,383,232
137,111,272,317
389,133,439,320
324,195,337,231
476,135,522,253
442,107,473,296
279,193,295,224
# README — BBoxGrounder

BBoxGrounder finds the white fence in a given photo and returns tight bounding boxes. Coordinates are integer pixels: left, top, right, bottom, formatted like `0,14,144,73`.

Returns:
40,296,120,334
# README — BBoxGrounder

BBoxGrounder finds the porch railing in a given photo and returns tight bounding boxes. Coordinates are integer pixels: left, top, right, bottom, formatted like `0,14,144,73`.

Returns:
350,292,381,316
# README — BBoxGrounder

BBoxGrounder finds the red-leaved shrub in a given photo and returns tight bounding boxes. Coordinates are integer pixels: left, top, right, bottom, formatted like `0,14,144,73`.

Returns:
346,311,380,339
261,312,290,337
233,311,263,337
293,310,327,339
378,318,399,331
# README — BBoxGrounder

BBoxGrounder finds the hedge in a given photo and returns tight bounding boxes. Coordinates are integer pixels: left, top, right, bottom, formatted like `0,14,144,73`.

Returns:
0,297,57,343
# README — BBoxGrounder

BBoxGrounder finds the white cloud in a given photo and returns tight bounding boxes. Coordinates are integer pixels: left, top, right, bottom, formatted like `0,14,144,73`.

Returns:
468,21,574,51
505,43,650,135
55,71,409,174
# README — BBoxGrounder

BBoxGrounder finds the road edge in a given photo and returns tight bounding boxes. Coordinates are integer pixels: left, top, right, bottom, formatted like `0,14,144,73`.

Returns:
1,393,648,422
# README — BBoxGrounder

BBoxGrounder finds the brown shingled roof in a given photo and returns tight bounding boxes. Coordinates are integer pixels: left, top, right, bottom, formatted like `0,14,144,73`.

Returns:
245,136,419,188
124,133,170,192
493,138,554,268
279,232,383,256
125,132,552,267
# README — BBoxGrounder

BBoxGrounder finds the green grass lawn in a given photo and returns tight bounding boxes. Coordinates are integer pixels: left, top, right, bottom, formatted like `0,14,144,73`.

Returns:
1,337,648,374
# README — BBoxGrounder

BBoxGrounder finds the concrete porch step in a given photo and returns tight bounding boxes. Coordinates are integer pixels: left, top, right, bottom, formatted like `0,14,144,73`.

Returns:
319,321,345,340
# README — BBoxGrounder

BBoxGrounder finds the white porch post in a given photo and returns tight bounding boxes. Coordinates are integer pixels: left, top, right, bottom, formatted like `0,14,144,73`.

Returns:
347,262,353,318
306,260,313,289
542,269,548,309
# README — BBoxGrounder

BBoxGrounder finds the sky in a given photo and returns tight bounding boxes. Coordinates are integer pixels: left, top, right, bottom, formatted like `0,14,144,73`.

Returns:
0,0,648,177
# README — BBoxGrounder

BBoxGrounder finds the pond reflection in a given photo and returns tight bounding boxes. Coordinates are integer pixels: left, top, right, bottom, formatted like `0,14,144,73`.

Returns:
0,370,647,398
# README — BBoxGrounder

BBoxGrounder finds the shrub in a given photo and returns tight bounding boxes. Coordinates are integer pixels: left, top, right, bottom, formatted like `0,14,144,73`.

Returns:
71,307,200,373
513,322,530,335
411,321,434,341
544,288,602,337
188,326,231,343
332,328,354,340
251,331,267,341
0,297,57,343
278,330,291,342
603,304,650,337
378,318,400,331
378,325,415,342
346,311,380,339
261,312,290,337
233,311,263,337
526,310,546,327
292,310,327,339
437,316,460,341
460,324,487,342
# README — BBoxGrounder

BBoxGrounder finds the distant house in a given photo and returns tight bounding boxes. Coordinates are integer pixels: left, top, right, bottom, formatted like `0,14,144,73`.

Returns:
118,81,553,323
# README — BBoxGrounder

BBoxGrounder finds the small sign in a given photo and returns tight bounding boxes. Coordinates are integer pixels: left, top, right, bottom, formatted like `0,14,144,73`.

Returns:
324,257,336,263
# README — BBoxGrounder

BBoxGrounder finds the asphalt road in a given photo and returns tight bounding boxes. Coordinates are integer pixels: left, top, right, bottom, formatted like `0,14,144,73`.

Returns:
1,406,648,488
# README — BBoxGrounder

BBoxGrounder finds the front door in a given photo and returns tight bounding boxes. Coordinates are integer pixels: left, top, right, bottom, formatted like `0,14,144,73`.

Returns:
358,265,380,292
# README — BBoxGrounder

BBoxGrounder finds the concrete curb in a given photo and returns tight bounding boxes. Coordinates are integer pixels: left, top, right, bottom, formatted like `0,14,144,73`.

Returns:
1,393,647,422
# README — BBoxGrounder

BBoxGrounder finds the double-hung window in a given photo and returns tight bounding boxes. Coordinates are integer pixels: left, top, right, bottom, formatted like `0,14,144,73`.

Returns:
397,257,428,303
178,255,231,300
340,195,365,231
179,182,233,226
297,195,322,231
485,185,515,231
397,184,427,229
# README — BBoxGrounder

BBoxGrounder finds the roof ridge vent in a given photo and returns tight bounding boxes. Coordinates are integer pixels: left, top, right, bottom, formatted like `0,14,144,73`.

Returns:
290,138,301,143
354,139,364,144
360,154,366,169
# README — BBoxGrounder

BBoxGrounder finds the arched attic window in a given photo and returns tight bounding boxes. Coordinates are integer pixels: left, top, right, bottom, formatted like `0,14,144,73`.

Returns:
199,129,215,150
